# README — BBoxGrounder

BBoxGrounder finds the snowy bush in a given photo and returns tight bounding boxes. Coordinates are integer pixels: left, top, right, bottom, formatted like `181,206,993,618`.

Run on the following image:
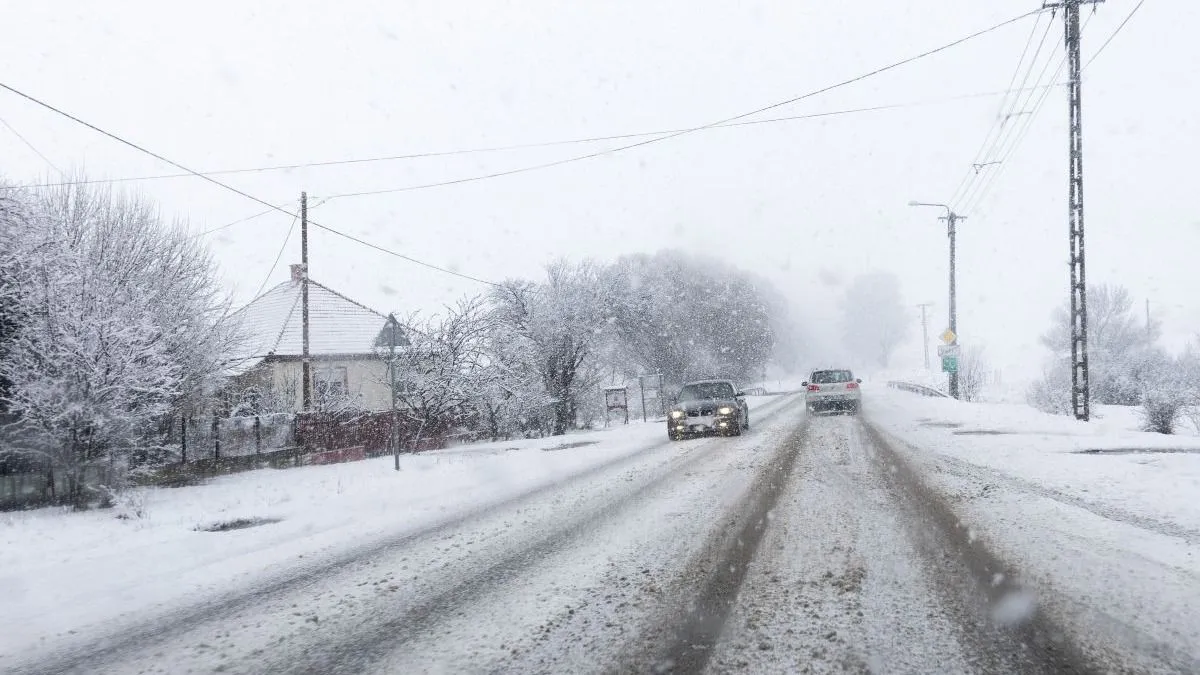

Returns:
1026,365,1072,415
958,346,990,403
1136,349,1189,434
1140,391,1185,434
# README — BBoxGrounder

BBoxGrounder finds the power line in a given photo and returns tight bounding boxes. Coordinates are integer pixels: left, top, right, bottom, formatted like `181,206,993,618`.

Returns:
319,10,1046,201
946,12,1047,207
964,13,1097,218
1085,0,1147,68
4,85,1063,194
950,15,1057,209
307,223,502,287
190,205,282,239
956,14,1076,213
0,115,62,175
0,9,1042,286
251,206,299,300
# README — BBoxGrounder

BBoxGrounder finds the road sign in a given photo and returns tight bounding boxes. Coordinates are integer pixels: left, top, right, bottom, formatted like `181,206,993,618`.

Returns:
937,344,960,358
942,355,959,373
940,328,957,344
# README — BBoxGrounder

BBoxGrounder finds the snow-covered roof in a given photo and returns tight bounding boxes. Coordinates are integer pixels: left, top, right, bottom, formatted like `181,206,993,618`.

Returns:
228,277,406,371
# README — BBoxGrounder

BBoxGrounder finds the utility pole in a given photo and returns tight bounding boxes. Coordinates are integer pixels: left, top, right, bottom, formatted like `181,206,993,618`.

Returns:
917,303,933,370
300,191,312,411
387,314,400,471
909,201,965,399
944,210,963,401
1045,0,1102,421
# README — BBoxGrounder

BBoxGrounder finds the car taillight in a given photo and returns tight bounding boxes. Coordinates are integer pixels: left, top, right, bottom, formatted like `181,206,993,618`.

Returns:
846,382,859,389
807,384,820,392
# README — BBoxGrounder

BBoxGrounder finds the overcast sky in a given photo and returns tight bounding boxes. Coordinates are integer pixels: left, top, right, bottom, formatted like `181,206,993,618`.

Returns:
2,1,1196,383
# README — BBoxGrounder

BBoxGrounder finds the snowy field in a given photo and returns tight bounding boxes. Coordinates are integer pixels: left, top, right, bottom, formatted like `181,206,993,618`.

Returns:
0,397,783,665
868,387,1200,671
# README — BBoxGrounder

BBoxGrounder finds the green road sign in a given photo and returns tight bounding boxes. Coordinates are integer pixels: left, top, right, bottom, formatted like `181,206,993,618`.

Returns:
942,355,959,373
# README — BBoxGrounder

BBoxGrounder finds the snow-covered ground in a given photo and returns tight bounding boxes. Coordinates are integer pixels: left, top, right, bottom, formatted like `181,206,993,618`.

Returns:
868,387,1200,672
0,396,788,668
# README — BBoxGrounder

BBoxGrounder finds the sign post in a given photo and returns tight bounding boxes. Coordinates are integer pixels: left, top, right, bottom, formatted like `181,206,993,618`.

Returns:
604,386,629,426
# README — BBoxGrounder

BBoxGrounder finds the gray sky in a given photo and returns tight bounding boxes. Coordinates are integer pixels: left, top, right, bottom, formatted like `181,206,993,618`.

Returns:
2,0,1196,382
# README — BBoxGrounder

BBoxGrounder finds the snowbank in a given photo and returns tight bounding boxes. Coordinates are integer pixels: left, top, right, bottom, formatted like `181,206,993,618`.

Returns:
867,387,1200,534
0,397,781,660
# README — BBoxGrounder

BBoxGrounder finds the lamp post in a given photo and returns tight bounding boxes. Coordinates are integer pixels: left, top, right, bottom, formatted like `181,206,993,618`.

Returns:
908,201,966,399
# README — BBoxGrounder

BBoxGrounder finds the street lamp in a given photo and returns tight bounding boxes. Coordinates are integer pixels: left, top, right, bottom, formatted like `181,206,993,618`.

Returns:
908,200,966,400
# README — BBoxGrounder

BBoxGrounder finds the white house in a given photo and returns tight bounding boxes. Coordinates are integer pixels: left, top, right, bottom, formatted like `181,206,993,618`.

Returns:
227,265,407,413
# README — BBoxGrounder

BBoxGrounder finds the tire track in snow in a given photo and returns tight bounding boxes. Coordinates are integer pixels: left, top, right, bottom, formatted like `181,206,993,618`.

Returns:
257,396,804,675
861,421,1101,674
24,396,799,675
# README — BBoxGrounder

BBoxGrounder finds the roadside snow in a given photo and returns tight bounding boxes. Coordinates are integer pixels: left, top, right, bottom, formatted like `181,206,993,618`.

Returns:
868,388,1200,672
868,388,1200,536
0,396,770,663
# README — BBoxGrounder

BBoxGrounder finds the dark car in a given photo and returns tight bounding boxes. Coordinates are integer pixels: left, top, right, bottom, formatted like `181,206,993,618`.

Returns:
666,379,750,441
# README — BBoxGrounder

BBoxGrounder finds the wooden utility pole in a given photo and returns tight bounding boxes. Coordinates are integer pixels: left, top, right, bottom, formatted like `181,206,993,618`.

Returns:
300,191,312,411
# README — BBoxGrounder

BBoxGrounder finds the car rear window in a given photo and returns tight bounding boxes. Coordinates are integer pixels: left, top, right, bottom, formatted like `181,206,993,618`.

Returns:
811,370,852,384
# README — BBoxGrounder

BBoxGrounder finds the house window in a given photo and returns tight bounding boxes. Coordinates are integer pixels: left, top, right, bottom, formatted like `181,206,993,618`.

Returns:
314,366,349,397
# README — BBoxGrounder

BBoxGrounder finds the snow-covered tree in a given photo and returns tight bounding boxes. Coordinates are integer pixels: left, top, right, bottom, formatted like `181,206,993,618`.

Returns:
1030,284,1163,413
0,182,237,506
491,261,610,436
601,250,777,385
380,297,492,443
840,272,910,368
1038,284,1160,407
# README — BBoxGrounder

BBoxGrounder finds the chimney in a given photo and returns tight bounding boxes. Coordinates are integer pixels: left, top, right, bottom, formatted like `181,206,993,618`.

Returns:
290,264,304,284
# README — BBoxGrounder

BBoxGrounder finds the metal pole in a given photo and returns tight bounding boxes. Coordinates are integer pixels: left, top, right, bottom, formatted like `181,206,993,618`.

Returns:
947,212,960,400
300,191,312,412
1047,0,1101,421
639,376,647,423
917,303,932,370
389,316,399,471
1066,0,1092,421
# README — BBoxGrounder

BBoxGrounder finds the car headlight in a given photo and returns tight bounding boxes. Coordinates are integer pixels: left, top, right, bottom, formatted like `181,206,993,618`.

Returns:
669,410,685,419
718,406,734,415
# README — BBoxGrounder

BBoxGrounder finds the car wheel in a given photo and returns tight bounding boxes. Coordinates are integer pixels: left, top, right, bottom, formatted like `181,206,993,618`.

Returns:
668,429,683,441
728,422,742,437
743,414,750,431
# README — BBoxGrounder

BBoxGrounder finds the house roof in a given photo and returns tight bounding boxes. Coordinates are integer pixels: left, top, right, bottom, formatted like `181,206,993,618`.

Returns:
228,278,407,372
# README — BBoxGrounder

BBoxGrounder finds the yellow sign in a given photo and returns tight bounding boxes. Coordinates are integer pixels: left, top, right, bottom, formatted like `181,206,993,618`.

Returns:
940,328,957,344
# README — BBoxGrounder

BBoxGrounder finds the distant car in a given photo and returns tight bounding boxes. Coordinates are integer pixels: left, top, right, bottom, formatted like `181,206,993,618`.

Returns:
803,368,862,414
667,379,750,441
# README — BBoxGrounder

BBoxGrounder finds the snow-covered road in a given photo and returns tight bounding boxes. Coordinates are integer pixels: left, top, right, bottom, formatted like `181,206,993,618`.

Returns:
8,390,1199,674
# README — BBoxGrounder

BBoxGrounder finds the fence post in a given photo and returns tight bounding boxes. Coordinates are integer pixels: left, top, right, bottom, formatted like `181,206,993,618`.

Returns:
180,416,187,464
212,412,220,460
254,415,262,455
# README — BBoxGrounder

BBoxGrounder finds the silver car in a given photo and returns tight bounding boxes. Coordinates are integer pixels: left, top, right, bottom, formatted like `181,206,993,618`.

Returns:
666,379,750,440
803,369,862,414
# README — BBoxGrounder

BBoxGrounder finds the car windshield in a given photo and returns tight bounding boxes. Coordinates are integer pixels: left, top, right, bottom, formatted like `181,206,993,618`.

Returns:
811,370,853,384
2,5,1192,673
677,382,735,401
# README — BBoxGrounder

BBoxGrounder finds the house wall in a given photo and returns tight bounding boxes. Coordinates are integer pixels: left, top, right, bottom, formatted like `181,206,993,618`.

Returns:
268,358,393,412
